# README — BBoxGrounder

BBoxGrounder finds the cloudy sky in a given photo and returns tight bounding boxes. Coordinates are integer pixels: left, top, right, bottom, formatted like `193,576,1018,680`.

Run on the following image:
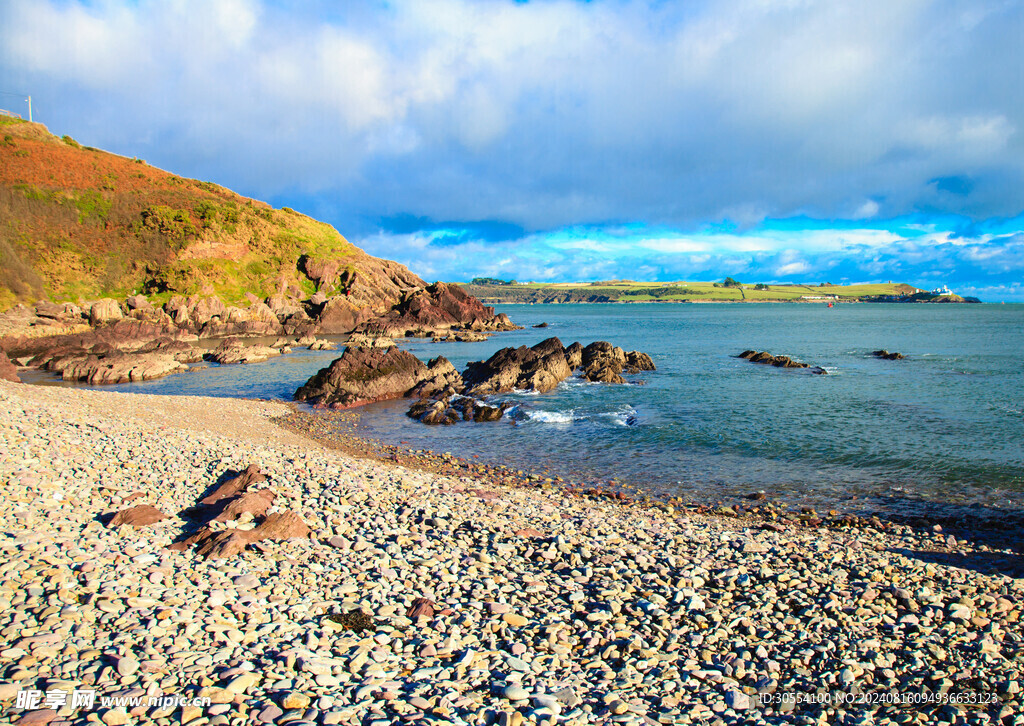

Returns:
2,0,1023,299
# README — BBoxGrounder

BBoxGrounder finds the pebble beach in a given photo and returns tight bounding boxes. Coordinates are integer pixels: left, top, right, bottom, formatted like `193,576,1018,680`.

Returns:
0,380,1022,726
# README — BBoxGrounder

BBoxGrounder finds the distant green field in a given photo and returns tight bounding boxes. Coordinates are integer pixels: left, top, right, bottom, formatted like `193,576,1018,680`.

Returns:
461,280,921,304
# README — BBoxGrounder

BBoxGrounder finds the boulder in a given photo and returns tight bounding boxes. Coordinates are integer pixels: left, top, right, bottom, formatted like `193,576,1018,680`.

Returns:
109,505,167,528
190,297,226,326
462,337,574,395
294,346,431,408
0,346,20,383
89,298,124,325
125,295,153,312
407,399,460,425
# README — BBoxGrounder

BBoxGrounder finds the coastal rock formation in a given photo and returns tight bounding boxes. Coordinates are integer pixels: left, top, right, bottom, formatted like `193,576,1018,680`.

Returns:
872,349,905,360
579,342,656,384
47,340,202,384
738,350,827,374
461,338,655,395
0,346,20,383
402,339,655,425
462,337,575,395
294,346,431,408
359,282,521,338
205,338,281,365
407,356,464,399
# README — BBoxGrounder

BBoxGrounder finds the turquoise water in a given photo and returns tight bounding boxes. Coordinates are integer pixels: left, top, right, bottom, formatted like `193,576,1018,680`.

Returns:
30,303,1024,517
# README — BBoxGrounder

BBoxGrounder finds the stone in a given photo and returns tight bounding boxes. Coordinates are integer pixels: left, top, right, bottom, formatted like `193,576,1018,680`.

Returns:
108,505,167,528
280,692,311,709
503,613,528,627
503,684,529,701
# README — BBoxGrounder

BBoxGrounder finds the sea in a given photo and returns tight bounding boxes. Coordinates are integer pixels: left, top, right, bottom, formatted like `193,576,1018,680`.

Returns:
24,303,1024,521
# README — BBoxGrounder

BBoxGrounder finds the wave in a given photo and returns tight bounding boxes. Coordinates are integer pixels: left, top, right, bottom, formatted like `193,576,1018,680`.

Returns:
526,410,578,424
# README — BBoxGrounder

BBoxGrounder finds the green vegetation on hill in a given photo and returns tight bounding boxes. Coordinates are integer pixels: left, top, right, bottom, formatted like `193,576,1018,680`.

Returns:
462,280,925,304
0,120,402,311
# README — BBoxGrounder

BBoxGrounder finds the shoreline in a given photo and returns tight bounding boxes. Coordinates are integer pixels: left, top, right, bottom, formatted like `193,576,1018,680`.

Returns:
1,380,1022,725
277,406,1024,555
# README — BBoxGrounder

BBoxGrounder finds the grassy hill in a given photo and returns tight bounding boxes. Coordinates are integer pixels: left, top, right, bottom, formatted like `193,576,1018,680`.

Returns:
462,279,922,304
0,116,422,312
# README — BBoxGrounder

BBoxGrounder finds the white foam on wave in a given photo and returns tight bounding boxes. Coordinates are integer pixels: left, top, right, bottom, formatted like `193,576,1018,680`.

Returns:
526,410,577,424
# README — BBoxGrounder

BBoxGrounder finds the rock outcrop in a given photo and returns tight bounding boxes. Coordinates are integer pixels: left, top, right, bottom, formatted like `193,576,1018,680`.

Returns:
205,338,281,365
168,465,310,560
738,350,827,374
461,338,655,395
462,337,575,395
359,282,521,338
294,346,433,408
0,346,20,383
872,349,905,360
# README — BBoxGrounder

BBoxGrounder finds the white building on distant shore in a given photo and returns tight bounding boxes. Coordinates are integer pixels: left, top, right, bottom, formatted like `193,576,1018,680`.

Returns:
932,285,954,296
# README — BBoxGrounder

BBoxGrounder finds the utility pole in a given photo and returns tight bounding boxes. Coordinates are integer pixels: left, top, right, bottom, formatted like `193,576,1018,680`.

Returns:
0,91,32,121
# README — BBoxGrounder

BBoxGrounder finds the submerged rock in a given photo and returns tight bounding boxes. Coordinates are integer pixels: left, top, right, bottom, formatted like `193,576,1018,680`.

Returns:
738,350,827,374
872,349,905,360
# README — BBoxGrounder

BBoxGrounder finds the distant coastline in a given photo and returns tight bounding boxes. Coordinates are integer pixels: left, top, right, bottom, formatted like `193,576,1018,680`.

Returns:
461,279,982,304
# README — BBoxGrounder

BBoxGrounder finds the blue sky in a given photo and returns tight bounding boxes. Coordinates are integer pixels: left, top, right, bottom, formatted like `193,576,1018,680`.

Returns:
2,0,1023,299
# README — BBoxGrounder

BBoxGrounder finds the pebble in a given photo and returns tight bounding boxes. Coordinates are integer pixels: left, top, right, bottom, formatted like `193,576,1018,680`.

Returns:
0,381,1020,726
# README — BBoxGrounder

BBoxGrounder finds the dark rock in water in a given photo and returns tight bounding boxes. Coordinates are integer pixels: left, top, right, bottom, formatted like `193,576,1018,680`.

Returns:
580,341,656,383
473,403,505,422
737,350,827,374
407,395,507,425
295,346,432,408
624,350,656,373
872,349,905,360
462,337,574,395
407,356,464,399
533,322,549,328
462,338,655,394
565,341,583,369
407,398,460,425
0,346,21,383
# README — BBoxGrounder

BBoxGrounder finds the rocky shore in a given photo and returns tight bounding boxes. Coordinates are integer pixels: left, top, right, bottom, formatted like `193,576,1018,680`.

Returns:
1,381,1022,726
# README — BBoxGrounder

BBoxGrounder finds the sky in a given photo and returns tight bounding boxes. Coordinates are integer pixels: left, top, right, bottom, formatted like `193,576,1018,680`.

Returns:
2,0,1023,300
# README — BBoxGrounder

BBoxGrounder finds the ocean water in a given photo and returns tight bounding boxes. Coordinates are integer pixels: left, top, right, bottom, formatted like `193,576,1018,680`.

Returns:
27,303,1024,518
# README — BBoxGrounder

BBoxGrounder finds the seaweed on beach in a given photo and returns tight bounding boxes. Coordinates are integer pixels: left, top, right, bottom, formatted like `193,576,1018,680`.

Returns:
325,609,375,633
